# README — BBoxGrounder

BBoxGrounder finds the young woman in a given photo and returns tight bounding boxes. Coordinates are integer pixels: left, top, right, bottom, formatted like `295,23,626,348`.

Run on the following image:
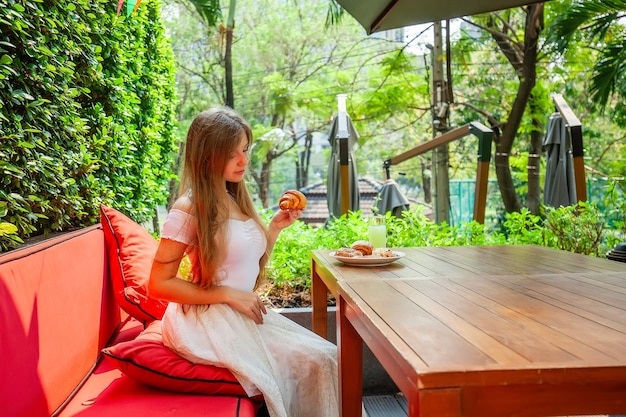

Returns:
148,107,339,417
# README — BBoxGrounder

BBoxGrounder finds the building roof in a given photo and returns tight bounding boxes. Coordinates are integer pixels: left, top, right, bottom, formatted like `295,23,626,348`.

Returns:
298,177,382,226
273,177,431,227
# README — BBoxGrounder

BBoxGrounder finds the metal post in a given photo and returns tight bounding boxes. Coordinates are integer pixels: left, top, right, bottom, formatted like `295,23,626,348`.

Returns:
431,21,449,224
336,94,351,215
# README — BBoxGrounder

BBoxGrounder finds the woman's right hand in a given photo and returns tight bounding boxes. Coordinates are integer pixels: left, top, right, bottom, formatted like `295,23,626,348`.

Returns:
222,287,267,324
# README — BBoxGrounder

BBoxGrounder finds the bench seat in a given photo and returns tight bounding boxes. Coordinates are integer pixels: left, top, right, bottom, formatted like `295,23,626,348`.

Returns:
0,223,260,417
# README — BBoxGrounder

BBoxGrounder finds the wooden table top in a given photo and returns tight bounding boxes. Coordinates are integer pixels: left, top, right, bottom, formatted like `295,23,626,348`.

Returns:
311,245,626,392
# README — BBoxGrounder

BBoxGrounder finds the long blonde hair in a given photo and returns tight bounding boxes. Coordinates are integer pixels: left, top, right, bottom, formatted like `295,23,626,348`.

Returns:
179,106,269,289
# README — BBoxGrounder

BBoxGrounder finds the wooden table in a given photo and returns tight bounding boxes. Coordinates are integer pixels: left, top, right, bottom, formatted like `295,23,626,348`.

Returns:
311,245,626,417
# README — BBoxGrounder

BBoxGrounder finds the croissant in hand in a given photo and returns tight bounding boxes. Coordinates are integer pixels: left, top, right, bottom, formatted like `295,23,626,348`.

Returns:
279,190,307,210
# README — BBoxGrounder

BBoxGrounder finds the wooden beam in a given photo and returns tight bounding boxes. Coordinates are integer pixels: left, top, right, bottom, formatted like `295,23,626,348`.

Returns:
388,124,470,166
470,122,492,224
385,122,494,224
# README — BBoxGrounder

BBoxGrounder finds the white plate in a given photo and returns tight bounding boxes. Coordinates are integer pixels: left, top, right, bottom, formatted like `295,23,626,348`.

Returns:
329,251,406,267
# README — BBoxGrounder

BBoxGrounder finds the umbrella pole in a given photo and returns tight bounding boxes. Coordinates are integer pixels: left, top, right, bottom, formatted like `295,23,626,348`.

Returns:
337,94,351,216
339,136,350,215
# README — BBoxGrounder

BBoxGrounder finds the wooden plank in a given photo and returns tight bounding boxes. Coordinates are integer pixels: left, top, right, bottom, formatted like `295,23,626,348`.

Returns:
391,279,578,365
431,245,579,276
418,388,460,417
495,274,626,334
536,273,626,307
573,272,626,290
399,248,483,277
499,245,625,273
348,280,495,368
406,246,555,277
389,125,470,166
429,278,617,366
461,381,626,417
445,276,626,360
432,245,624,275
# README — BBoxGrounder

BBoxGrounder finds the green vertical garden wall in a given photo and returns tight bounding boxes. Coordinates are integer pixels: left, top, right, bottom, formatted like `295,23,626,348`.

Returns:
0,0,178,251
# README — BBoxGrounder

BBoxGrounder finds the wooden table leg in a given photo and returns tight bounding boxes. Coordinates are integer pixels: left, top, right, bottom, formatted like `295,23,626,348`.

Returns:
337,295,363,417
311,258,328,338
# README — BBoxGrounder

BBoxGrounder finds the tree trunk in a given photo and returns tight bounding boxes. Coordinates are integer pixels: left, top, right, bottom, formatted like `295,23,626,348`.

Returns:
168,140,185,209
490,4,543,213
257,159,272,208
224,25,234,108
421,158,432,204
297,130,313,190
224,0,236,108
527,92,543,214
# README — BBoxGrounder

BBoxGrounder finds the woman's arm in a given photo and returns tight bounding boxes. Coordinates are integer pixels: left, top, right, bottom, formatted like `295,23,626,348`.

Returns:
267,209,302,252
148,238,267,324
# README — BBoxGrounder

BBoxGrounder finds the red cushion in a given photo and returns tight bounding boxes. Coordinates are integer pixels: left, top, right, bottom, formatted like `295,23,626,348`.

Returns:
100,205,168,323
102,320,248,397
56,365,261,417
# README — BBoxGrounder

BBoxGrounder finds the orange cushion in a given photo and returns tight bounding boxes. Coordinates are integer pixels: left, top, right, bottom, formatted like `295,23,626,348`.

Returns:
102,320,248,396
100,205,168,323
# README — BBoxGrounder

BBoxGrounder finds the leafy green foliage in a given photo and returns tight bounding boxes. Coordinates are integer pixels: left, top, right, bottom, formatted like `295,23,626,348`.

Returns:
544,203,604,256
0,201,22,249
0,0,177,252
547,0,626,115
268,200,624,290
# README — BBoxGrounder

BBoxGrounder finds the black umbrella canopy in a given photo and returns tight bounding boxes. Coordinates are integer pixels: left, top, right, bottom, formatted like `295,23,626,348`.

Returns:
543,112,577,208
376,179,410,218
326,113,360,219
335,0,548,34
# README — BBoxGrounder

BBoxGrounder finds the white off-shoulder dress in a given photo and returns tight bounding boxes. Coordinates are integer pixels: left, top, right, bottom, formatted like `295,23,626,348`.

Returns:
160,209,339,417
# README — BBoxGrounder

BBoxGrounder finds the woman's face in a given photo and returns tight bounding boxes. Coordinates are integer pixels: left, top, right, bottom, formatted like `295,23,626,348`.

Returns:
223,132,249,183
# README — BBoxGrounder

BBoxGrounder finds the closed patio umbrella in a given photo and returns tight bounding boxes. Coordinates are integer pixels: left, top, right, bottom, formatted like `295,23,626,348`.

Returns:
543,112,576,207
327,112,360,219
333,0,548,34
375,179,410,218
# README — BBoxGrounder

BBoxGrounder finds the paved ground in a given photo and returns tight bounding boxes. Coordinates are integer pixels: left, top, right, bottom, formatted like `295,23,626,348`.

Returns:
362,394,619,417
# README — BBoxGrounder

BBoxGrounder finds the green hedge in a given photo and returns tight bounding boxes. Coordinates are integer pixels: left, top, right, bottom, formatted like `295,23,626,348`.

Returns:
0,0,177,251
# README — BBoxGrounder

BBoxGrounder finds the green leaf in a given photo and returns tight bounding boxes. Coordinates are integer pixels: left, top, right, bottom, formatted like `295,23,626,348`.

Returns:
0,222,18,235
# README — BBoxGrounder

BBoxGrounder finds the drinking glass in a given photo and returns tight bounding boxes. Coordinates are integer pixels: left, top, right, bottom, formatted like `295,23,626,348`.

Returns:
368,216,387,248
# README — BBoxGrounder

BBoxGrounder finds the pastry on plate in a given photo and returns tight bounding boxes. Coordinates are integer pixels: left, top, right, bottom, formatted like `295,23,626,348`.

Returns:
351,240,373,256
335,248,363,257
373,248,395,258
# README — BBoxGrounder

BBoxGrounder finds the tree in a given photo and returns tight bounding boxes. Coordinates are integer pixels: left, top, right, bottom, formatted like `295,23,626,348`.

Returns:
548,0,626,119
327,2,553,215
184,0,239,107
460,4,548,214
176,0,393,207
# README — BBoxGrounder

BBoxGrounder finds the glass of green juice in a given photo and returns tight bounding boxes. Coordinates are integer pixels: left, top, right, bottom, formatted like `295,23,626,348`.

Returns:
368,215,386,248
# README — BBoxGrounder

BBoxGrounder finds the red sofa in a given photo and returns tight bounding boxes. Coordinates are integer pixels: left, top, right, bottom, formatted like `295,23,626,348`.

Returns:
0,208,263,417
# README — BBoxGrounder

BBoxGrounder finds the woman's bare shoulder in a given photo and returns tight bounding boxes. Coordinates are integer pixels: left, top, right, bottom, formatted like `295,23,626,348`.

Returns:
171,194,194,214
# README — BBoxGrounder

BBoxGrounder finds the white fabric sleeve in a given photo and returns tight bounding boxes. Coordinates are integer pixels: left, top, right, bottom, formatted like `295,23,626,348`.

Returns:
161,209,197,245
